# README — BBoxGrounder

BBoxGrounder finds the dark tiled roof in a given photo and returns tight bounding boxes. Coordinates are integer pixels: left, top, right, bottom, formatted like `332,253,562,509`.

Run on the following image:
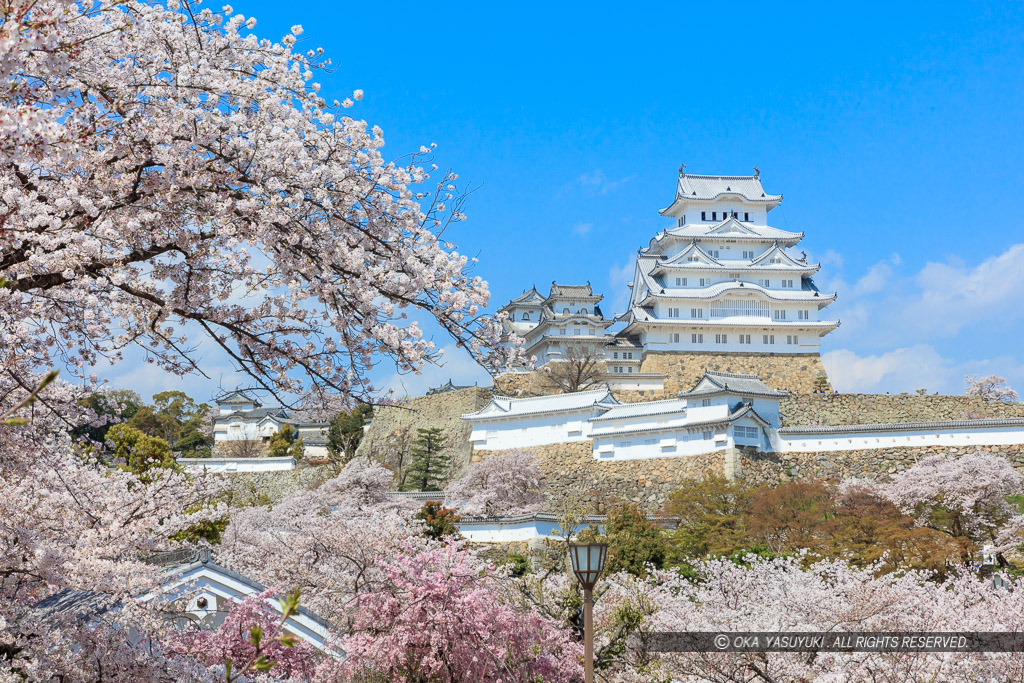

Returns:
679,370,789,399
780,418,1024,435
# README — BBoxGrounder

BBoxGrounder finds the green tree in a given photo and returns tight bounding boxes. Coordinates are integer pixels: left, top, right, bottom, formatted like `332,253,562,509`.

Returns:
72,389,142,443
403,428,450,491
106,423,178,481
602,503,665,577
415,500,461,540
127,390,213,457
744,479,835,556
663,475,751,567
267,424,304,459
326,404,373,464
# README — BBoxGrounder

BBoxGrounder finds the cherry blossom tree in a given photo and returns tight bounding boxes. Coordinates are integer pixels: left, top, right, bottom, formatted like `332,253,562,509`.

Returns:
167,589,317,681
881,452,1024,555
601,555,1024,682
445,449,547,517
1,0,521,676
1,0,522,408
333,542,582,682
965,375,1019,402
218,460,427,622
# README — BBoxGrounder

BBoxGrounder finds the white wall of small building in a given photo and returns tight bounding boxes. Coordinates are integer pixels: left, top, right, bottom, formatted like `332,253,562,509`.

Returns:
468,409,600,450
177,457,296,473
778,424,1024,453
213,417,283,442
593,428,729,460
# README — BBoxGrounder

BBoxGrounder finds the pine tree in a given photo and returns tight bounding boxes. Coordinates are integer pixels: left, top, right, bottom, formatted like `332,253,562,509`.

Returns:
268,424,298,458
404,428,451,491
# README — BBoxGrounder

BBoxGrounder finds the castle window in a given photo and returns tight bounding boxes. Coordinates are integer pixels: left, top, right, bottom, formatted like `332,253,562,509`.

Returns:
623,352,633,359
580,308,588,315
798,310,809,320
734,425,759,440
700,278,709,286
671,333,680,343
667,307,680,318
677,217,684,227
712,212,717,220
691,308,703,318
559,328,565,335
702,399,712,407
715,333,728,344
781,279,794,288
627,367,633,373
691,333,703,343
742,250,754,259
613,352,619,359
522,312,530,321
563,308,570,314
774,310,786,320
702,429,714,440
763,334,775,344
675,277,687,286
739,334,751,344
786,335,798,345
759,279,770,287
744,212,750,221
701,211,707,221
573,328,581,335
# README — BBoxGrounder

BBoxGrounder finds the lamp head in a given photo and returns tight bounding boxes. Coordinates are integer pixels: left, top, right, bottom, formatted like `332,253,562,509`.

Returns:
569,542,608,590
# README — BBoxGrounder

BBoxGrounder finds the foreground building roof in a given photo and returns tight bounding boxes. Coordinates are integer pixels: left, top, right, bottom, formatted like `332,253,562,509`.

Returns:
679,370,790,399
463,386,618,420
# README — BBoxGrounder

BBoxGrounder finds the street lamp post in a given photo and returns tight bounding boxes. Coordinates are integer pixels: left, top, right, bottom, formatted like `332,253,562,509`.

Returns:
568,542,608,683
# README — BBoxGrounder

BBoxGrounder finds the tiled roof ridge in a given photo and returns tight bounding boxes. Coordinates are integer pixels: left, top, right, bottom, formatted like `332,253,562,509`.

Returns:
780,417,1024,435
706,370,761,379
494,386,613,404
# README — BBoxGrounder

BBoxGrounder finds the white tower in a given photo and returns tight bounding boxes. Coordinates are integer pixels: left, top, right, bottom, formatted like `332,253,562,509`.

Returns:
619,167,839,354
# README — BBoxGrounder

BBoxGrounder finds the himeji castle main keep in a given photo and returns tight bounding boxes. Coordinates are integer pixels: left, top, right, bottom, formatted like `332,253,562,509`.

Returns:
623,166,839,356
497,166,841,396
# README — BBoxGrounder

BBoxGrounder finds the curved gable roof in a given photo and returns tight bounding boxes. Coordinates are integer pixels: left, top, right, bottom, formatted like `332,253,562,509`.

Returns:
661,170,783,214
680,370,789,399
463,387,617,420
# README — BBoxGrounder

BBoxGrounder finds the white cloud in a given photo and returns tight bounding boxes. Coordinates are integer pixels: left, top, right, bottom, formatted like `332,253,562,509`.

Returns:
823,345,955,394
851,260,893,296
569,169,636,195
830,243,1024,345
375,343,492,399
573,222,593,236
824,345,1024,395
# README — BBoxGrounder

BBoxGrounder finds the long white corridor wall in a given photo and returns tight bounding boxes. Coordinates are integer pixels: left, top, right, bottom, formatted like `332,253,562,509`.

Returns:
777,418,1024,453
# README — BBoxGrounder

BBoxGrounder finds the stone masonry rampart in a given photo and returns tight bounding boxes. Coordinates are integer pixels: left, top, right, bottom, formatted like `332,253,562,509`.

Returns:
780,393,1024,426
356,386,492,481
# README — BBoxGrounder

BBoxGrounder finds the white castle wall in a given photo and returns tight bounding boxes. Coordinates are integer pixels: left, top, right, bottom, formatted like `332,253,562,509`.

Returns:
177,456,296,473
468,409,599,451
778,422,1024,453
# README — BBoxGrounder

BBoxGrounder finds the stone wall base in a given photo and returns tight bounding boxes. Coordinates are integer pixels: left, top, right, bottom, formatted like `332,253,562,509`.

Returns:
473,441,1024,513
625,351,828,399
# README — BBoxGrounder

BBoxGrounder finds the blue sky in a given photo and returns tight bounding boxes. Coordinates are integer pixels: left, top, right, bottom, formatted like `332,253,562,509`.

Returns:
109,0,1024,402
